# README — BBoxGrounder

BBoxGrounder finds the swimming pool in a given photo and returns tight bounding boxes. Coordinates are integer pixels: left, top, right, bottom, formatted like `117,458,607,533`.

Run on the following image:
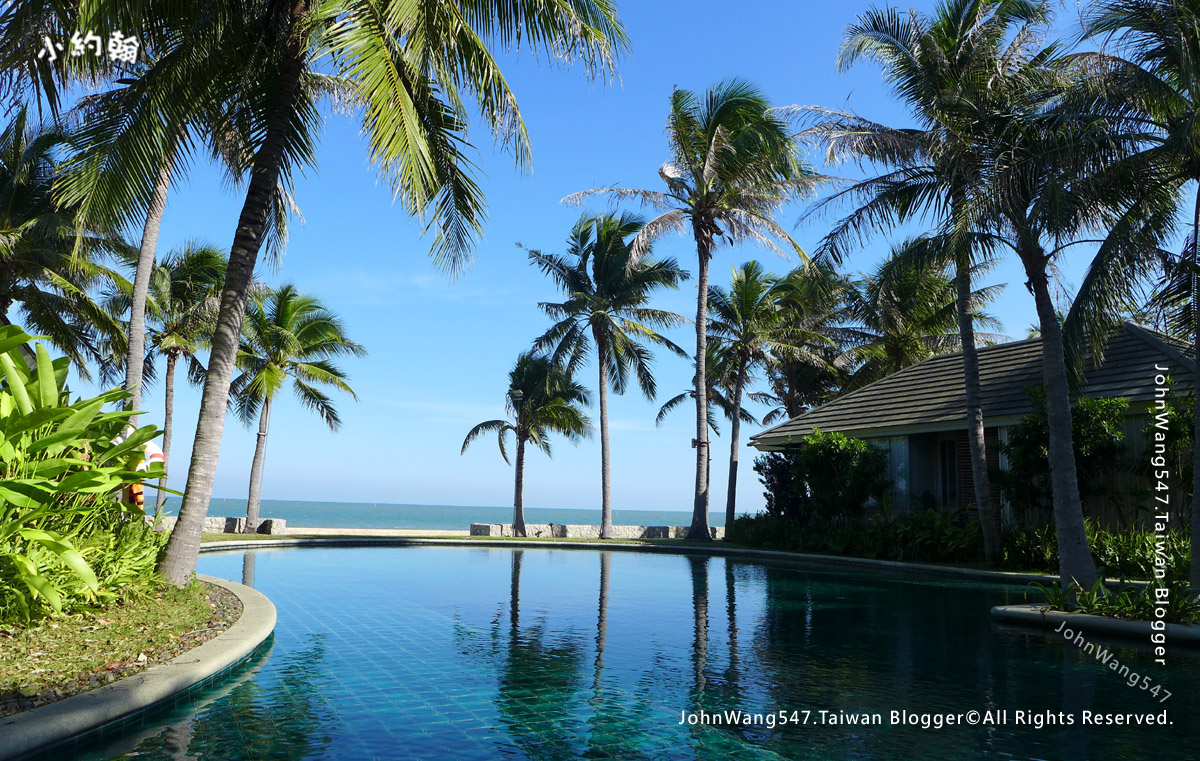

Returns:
54,546,1200,760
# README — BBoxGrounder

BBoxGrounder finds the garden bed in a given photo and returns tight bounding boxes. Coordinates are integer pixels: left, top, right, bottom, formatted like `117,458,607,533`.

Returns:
0,581,241,718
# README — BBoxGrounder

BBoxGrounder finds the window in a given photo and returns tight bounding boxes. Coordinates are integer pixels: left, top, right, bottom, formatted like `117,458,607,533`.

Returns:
939,439,957,509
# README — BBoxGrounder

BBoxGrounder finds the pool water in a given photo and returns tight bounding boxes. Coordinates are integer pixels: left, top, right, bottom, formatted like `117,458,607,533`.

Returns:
58,546,1199,760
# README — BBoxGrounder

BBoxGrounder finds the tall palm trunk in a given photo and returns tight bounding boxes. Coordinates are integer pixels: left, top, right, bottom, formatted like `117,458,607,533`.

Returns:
510,550,522,629
156,351,178,511
1022,251,1098,588
513,434,527,537
244,397,272,533
689,555,709,695
688,227,713,541
955,257,1000,562
594,551,609,686
157,31,308,584
724,361,747,532
125,159,172,413
724,559,738,682
1190,192,1200,590
594,329,614,539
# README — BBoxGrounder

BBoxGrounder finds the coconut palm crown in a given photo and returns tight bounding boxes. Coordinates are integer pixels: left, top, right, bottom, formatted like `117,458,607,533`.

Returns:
462,352,592,537
230,284,365,532
530,211,688,538
566,78,823,541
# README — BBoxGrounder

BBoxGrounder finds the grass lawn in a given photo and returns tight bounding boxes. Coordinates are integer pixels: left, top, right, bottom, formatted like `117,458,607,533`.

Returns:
0,581,241,717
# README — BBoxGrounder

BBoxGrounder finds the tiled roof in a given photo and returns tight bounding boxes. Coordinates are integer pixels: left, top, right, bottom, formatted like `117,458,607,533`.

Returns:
750,322,1195,449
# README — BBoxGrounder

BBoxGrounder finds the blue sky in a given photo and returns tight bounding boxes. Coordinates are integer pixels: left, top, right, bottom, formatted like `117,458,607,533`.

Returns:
70,0,1112,515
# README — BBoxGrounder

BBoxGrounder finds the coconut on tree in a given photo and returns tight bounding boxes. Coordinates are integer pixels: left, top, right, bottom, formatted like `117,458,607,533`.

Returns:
529,211,688,539
462,353,591,538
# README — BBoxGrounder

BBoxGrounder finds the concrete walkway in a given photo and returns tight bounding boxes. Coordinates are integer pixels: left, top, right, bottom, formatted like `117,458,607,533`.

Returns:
286,527,469,537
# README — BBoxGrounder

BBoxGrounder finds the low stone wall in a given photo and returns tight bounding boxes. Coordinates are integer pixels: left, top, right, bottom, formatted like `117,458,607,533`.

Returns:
469,523,724,540
145,515,287,535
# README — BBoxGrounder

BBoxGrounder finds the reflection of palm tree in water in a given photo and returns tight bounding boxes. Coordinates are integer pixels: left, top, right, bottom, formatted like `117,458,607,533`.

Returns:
689,555,710,698
462,550,658,761
577,551,660,761
72,640,274,761
495,549,587,759
594,551,610,689
242,552,256,587
97,636,337,761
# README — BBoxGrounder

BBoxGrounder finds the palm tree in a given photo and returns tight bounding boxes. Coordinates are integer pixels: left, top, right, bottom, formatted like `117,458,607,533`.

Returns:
7,3,270,412
230,285,365,532
752,261,853,424
842,238,1004,388
707,261,792,527
566,79,822,540
0,107,125,372
150,0,627,583
811,0,1049,563
656,344,758,436
970,47,1132,588
529,212,688,538
462,353,591,537
102,243,228,510
56,48,296,416
1068,0,1200,589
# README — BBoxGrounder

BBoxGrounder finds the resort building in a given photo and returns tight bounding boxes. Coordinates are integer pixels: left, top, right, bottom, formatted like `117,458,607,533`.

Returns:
750,322,1195,522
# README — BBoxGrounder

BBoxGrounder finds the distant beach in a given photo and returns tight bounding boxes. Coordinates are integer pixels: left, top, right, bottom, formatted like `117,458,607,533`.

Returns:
151,498,724,530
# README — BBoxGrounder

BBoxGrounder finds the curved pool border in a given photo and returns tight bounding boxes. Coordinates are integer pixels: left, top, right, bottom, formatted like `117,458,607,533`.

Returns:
0,575,276,761
992,603,1200,646
199,535,1061,586
0,536,1181,759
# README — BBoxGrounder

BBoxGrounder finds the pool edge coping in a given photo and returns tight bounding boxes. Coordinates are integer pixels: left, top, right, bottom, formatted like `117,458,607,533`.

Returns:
991,603,1200,646
0,575,276,761
198,535,1060,586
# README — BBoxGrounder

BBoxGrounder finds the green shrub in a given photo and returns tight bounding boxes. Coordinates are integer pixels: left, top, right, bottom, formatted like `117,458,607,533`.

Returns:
995,389,1129,522
1000,520,1190,581
752,429,890,522
1026,579,1200,625
731,511,1190,582
727,509,984,564
1138,392,1193,519
0,326,167,624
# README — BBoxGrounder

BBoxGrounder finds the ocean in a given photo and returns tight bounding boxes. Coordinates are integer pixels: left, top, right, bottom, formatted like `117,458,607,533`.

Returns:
152,498,724,530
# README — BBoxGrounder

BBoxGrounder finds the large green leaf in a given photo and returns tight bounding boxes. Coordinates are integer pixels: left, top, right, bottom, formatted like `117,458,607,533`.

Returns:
5,407,71,437
0,325,37,357
0,353,34,416
9,554,64,613
34,344,57,409
0,481,51,508
55,468,125,494
56,398,106,438
93,425,160,467
19,528,100,593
